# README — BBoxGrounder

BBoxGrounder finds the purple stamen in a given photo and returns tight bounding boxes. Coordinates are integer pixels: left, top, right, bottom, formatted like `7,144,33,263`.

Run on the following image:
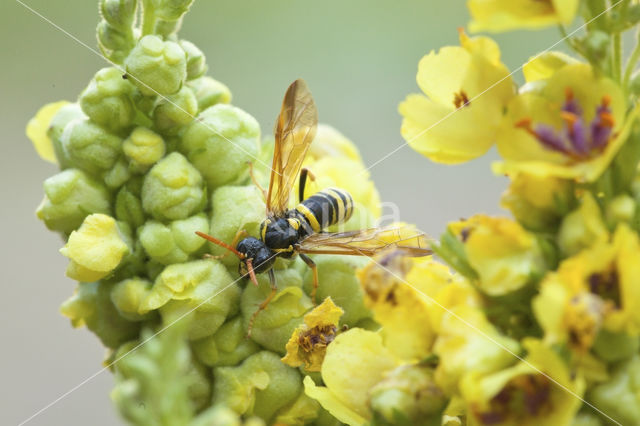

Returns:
517,89,615,160
533,124,568,154
566,117,588,154
590,103,614,150
562,97,582,116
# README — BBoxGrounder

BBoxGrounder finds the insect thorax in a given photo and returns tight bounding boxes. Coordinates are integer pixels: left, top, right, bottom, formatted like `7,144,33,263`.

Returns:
260,216,307,254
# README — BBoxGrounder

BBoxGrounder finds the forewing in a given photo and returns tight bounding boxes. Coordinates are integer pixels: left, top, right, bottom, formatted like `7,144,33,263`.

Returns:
296,226,431,257
266,79,318,216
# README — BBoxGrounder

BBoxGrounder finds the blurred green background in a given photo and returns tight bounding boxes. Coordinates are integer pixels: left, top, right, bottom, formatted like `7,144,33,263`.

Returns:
0,1,563,424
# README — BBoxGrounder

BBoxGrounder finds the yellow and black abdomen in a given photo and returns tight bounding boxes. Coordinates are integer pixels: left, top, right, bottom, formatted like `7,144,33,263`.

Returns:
295,187,354,233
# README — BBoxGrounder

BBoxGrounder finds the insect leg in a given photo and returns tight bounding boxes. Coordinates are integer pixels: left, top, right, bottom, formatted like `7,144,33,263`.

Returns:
298,167,316,203
247,161,267,201
299,253,319,305
247,269,277,338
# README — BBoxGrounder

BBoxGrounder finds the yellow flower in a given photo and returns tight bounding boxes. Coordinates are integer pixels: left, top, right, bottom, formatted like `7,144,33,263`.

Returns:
281,297,344,372
494,64,637,182
356,252,436,362
522,51,579,83
399,31,515,164
59,213,129,282
407,258,483,334
468,0,579,33
557,192,609,256
303,328,398,425
535,225,640,353
307,124,362,163
461,339,585,426
26,100,70,164
449,215,546,296
434,306,520,395
533,279,605,353
501,172,572,231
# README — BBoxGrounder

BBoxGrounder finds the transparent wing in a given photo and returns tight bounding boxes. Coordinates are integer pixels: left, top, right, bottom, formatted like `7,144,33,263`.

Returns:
266,79,318,216
296,226,432,257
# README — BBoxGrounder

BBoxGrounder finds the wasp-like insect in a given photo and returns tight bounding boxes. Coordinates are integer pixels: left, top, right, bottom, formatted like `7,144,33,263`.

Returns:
196,79,430,333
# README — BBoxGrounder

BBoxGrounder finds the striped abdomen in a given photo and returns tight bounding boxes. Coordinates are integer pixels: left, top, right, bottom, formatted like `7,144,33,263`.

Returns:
295,188,354,233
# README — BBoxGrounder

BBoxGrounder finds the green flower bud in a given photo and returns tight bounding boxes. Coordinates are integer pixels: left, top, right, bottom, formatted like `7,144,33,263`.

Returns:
115,178,146,229
302,255,372,326
146,258,165,281
584,30,610,66
187,76,232,111
208,185,265,267
179,40,207,80
242,268,312,353
369,365,447,425
140,259,241,339
588,355,640,425
187,358,212,411
100,0,137,30
124,35,187,96
606,194,636,227
97,21,135,64
109,230,149,282
111,277,156,321
181,104,260,189
60,281,140,349
212,351,302,421
154,17,184,38
60,118,123,176
593,329,640,362
79,67,135,132
274,393,320,425
153,86,198,135
122,126,165,171
139,213,208,265
557,192,609,256
111,322,195,425
141,152,206,221
154,0,195,20
36,169,111,235
192,316,260,367
191,405,266,426
103,157,131,189
47,103,86,169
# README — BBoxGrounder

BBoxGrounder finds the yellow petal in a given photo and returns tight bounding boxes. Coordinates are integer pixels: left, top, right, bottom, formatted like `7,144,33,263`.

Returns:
26,101,69,164
523,51,579,82
303,376,367,426
304,297,343,329
400,94,497,164
468,0,579,33
320,329,398,418
61,214,129,282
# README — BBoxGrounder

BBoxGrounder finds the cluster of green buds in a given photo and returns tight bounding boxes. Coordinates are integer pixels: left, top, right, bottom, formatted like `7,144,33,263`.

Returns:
28,1,383,424
30,1,640,425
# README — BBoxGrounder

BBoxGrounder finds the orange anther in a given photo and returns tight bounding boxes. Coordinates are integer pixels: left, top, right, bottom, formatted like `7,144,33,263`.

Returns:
601,94,611,107
600,111,615,128
560,111,578,126
565,87,574,101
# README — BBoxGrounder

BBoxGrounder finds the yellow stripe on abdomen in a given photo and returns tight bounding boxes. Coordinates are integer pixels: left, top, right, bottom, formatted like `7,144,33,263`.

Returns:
296,187,354,231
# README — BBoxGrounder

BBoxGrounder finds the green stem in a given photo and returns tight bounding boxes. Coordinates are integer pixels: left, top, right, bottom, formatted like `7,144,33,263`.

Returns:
141,0,156,36
623,28,640,91
558,25,588,60
613,32,622,82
